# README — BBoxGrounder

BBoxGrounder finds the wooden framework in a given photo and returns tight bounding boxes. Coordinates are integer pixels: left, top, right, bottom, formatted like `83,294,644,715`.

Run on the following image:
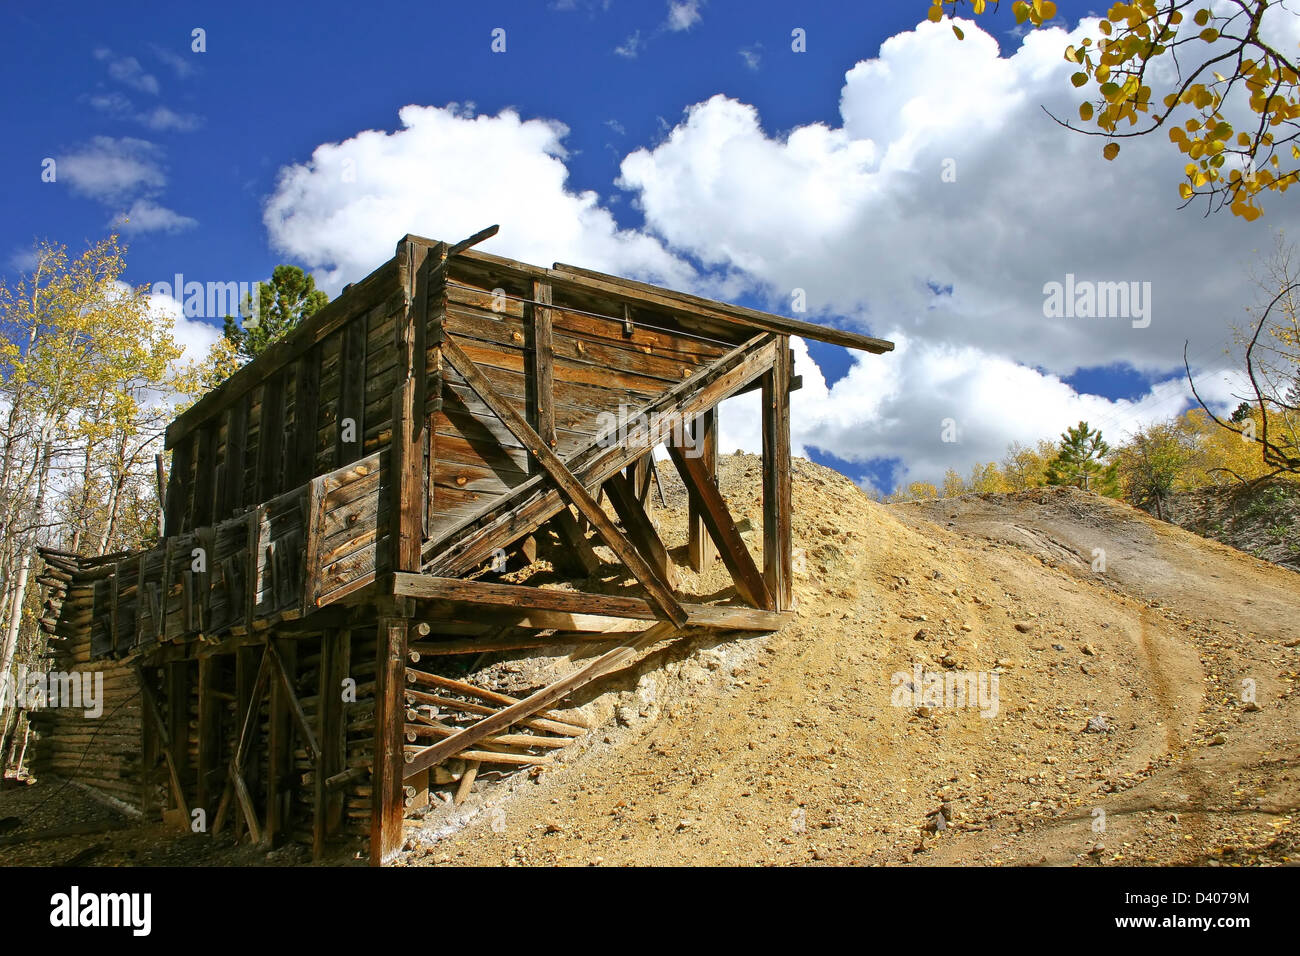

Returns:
38,228,892,864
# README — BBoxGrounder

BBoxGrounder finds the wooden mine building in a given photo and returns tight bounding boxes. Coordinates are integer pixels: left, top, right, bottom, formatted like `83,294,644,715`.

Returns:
35,228,892,863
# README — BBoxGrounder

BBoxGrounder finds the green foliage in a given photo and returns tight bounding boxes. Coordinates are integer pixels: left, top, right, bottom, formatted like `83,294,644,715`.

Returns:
222,265,328,362
1046,421,1120,494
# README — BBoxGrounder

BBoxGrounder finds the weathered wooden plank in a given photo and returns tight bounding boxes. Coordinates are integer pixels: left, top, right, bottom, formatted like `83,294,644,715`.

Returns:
289,345,322,487
255,372,285,502
337,318,368,468
527,279,556,457
166,256,400,448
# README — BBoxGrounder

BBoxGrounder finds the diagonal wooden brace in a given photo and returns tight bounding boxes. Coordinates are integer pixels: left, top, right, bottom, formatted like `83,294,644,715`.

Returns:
442,334,687,627
666,443,773,610
403,619,680,778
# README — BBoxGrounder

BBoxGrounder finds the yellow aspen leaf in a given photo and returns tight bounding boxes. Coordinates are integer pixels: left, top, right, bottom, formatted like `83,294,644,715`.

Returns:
1179,182,1194,199
1080,102,1094,121
1103,142,1121,160
953,24,965,39
973,0,986,12
1199,28,1219,42
1072,72,1089,88
928,4,944,23
1193,7,1210,26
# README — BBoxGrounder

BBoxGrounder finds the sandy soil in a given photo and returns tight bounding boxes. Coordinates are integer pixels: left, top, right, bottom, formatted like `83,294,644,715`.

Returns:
4,456,1296,867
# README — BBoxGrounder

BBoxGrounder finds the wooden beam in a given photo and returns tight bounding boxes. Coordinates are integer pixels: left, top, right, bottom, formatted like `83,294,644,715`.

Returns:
392,572,789,631
687,408,717,573
195,655,222,814
762,338,794,611
441,335,688,627
603,471,678,589
548,260,895,354
392,238,434,574
403,620,679,778
371,607,408,865
267,638,319,764
666,444,772,610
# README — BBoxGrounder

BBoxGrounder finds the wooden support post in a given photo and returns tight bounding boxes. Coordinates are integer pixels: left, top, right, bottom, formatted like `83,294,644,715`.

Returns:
228,645,261,839
139,668,161,819
687,407,717,573
265,636,296,847
313,628,348,859
442,335,688,627
195,655,222,814
213,645,269,840
666,443,773,610
762,337,793,611
165,661,190,808
603,471,678,589
372,605,409,865
136,664,191,824
370,234,431,865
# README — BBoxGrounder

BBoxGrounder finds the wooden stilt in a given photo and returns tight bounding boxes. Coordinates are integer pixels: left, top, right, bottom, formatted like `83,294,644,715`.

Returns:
762,336,794,611
687,407,718,573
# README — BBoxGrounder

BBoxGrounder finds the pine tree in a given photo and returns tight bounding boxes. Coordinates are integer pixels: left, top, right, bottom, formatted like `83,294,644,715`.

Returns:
1046,421,1119,495
222,265,328,362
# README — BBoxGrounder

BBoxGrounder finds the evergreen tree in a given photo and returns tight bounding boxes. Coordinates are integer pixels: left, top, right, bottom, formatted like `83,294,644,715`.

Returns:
223,265,328,362
1045,421,1119,495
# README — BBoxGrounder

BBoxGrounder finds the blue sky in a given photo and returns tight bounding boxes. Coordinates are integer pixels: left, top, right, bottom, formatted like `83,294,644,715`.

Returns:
3,1,1290,492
